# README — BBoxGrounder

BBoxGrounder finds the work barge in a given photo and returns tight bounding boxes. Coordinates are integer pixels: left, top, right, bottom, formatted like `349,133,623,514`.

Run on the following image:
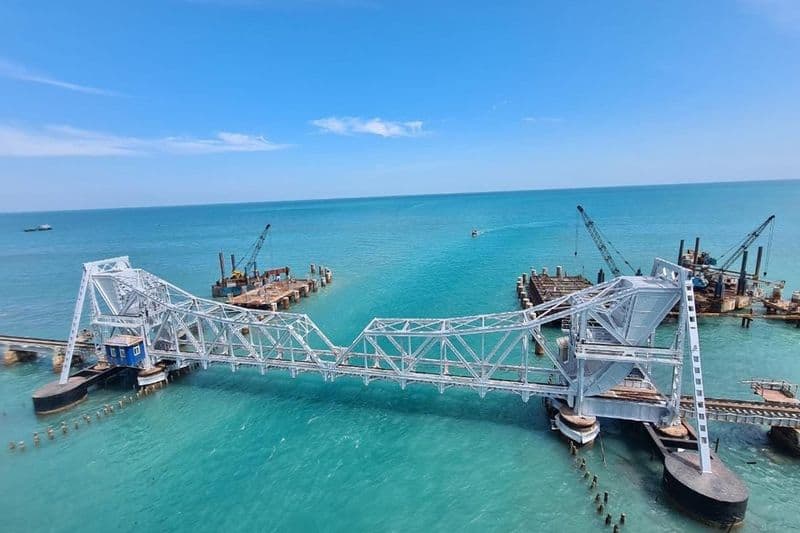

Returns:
573,206,791,319
209,222,333,311
226,265,333,312
16,256,800,528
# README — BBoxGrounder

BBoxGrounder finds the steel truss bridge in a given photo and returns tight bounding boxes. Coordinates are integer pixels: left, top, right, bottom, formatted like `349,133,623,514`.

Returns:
62,256,718,471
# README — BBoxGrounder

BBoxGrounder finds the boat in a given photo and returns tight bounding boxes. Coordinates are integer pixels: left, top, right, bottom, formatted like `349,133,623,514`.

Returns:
23,224,52,232
471,228,478,237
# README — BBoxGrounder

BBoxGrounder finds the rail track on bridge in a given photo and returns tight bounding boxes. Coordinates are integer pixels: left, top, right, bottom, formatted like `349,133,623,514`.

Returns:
0,335,94,351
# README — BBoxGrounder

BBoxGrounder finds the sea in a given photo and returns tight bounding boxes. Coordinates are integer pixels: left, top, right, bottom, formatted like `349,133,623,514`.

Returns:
1,180,799,532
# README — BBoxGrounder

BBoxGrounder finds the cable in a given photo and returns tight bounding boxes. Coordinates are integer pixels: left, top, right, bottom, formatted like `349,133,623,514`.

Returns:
764,219,774,276
597,225,637,275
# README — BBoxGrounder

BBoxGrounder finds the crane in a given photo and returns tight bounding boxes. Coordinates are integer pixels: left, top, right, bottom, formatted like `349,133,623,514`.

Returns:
715,215,775,273
233,223,271,279
576,205,638,278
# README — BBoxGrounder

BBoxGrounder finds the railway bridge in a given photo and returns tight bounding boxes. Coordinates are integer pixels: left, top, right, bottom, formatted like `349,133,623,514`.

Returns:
26,255,798,526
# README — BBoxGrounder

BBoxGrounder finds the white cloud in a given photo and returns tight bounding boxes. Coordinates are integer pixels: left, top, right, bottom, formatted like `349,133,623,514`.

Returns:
522,116,564,124
0,58,121,96
740,0,800,31
311,116,425,137
0,124,287,157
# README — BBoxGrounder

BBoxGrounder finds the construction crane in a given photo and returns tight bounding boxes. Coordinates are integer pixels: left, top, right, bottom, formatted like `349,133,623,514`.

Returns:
715,215,775,273
233,223,271,279
576,205,638,278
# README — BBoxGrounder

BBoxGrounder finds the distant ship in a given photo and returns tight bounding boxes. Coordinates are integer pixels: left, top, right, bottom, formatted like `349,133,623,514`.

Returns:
23,224,52,232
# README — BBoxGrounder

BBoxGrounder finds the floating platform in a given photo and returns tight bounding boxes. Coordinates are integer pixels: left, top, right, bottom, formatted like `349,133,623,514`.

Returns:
758,293,800,327
515,267,591,326
212,266,291,298
229,268,332,311
693,289,752,314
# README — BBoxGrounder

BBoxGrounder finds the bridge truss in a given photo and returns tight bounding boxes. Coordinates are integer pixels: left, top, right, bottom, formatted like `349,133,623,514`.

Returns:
61,256,712,471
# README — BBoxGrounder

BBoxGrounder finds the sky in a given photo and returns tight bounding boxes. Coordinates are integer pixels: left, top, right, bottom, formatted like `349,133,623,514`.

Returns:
1,0,799,212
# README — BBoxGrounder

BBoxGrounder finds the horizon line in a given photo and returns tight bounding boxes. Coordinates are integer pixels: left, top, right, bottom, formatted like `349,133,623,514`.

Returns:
1,176,797,215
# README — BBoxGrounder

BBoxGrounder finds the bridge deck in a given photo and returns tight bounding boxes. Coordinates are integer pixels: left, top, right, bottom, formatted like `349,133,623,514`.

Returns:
0,334,94,350
681,397,800,427
10,332,800,427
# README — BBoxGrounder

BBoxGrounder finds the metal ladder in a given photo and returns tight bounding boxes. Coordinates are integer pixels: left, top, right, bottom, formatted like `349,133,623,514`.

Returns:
683,279,712,473
59,266,90,384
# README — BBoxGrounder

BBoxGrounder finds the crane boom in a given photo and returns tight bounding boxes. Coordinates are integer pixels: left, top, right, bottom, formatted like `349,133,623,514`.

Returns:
577,205,623,277
718,215,774,272
235,223,271,277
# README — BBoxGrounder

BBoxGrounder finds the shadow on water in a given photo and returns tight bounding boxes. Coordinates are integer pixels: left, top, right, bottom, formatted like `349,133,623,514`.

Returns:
176,365,552,432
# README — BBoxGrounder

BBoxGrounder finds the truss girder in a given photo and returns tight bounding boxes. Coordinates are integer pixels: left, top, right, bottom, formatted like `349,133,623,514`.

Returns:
67,257,694,414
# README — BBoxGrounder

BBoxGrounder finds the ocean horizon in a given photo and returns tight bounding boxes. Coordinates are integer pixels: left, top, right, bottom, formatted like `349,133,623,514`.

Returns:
2,177,796,215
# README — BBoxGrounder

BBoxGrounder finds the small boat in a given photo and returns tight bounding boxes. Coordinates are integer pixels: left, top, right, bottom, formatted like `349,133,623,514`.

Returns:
471,228,478,237
23,224,52,232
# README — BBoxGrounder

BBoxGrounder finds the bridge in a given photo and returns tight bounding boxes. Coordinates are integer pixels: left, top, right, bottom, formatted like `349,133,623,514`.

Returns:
54,255,720,472
28,254,790,526
30,255,800,469
1,334,94,366
0,334,91,351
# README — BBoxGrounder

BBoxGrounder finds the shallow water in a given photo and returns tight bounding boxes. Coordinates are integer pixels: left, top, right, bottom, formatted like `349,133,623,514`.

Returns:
1,181,799,532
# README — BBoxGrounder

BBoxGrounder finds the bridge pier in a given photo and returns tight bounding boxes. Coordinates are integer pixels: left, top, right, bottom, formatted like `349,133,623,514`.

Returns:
546,399,600,446
136,366,168,388
768,426,800,456
3,349,38,365
645,422,748,528
31,377,89,414
32,366,132,414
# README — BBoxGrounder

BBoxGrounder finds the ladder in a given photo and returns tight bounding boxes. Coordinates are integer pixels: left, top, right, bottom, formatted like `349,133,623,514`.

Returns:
59,266,90,384
683,279,712,473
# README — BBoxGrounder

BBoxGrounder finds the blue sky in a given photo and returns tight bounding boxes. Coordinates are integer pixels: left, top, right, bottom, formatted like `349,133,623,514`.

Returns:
1,0,799,211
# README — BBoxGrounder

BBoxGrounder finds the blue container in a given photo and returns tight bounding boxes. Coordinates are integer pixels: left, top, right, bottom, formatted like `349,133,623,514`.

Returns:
104,336,146,367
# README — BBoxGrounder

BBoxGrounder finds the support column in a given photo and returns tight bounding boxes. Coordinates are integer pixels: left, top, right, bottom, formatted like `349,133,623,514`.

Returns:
737,250,749,296
753,246,764,281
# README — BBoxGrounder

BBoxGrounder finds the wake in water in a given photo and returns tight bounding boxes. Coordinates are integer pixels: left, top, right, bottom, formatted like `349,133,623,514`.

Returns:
477,220,559,235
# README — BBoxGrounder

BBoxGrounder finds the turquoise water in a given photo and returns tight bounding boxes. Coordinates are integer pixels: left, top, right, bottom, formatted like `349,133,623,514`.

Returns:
1,181,799,532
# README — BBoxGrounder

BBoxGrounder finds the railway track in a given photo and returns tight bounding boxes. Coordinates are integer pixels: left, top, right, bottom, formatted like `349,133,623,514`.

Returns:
681,396,800,427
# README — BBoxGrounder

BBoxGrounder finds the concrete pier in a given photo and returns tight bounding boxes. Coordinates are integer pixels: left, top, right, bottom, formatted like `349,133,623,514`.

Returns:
644,422,749,528
32,366,129,414
3,349,38,365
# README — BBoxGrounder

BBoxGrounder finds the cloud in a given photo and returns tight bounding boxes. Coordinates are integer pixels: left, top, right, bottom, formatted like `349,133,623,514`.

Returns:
311,116,425,137
522,116,564,124
0,58,122,96
0,124,287,157
740,0,800,31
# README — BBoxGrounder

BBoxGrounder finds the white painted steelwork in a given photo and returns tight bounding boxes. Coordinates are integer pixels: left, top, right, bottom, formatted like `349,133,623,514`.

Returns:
59,256,711,472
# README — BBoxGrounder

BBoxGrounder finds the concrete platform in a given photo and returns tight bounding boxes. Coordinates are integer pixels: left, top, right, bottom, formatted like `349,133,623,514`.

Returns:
32,376,89,414
31,366,129,414
663,452,749,528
